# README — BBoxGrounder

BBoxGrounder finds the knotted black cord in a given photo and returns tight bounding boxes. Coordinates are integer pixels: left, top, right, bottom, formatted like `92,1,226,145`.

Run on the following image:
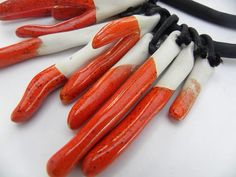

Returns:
200,34,223,67
188,27,207,59
175,24,191,46
148,0,159,4
144,5,170,32
118,0,236,64
189,28,205,57
149,14,179,54
119,6,144,17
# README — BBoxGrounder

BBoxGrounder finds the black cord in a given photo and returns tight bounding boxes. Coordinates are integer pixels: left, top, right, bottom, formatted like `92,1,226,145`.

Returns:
214,42,236,58
159,0,236,29
158,0,236,58
175,24,191,46
201,34,223,67
118,1,236,59
149,14,179,54
189,27,207,59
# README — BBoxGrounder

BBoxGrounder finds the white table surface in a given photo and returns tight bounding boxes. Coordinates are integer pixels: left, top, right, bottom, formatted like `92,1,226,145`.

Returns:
0,0,236,177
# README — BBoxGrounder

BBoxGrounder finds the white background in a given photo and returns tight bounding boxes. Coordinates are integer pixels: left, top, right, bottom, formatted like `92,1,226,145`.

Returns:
0,0,236,177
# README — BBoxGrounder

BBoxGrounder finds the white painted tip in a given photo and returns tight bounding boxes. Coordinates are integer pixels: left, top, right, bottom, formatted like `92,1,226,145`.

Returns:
115,33,153,66
151,30,181,76
95,0,146,21
157,42,195,90
38,22,107,56
55,41,113,78
134,14,161,36
184,57,214,88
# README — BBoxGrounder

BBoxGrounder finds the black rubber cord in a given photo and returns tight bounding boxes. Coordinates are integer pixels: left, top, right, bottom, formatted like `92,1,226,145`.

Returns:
213,41,236,58
159,0,236,29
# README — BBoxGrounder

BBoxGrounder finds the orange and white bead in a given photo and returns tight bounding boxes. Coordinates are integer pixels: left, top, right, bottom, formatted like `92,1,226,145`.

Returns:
81,43,195,177
11,40,113,123
0,22,107,68
60,14,161,103
169,57,214,120
15,0,148,37
67,33,153,130
46,31,184,177
11,14,160,123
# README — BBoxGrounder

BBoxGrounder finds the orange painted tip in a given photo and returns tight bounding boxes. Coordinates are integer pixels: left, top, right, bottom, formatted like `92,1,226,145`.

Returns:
52,0,95,20
67,64,134,130
55,0,95,9
60,90,75,105
92,16,140,49
81,87,173,177
0,0,54,20
11,65,67,123
169,80,201,121
52,5,87,20
0,8,52,20
0,38,42,68
16,9,96,38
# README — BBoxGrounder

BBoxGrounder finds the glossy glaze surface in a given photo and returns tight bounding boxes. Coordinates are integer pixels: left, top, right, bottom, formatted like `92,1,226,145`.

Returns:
0,38,42,68
82,87,173,177
0,0,54,20
60,34,139,104
52,0,95,20
169,79,201,120
11,65,67,123
52,6,86,20
47,58,157,177
68,64,134,130
92,16,140,48
16,10,96,38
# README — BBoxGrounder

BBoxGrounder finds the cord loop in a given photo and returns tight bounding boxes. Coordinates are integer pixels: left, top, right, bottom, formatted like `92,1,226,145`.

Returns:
149,14,179,54
176,24,192,46
200,34,223,67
